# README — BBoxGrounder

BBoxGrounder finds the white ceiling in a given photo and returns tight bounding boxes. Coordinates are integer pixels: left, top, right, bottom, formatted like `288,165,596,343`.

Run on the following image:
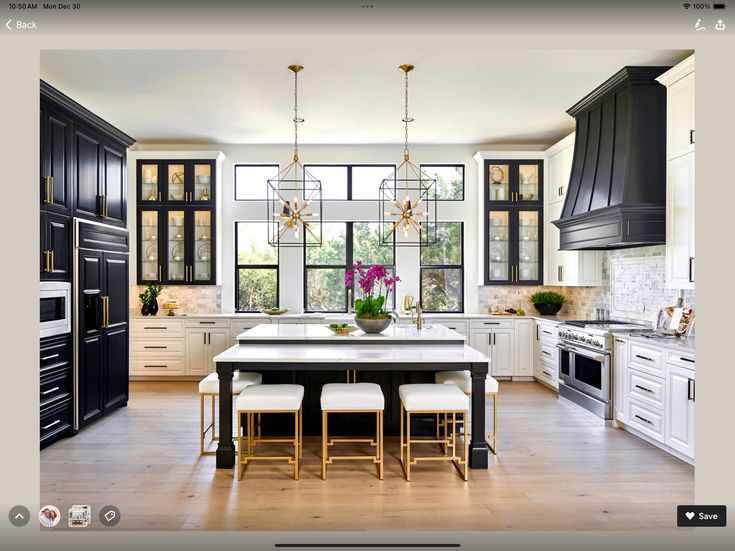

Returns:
40,49,690,145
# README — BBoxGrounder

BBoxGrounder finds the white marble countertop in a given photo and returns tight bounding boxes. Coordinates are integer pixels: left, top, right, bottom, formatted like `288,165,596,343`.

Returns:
215,343,489,364
612,331,695,354
236,323,465,343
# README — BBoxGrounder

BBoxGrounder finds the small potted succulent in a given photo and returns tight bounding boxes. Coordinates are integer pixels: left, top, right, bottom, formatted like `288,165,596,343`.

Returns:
345,262,400,334
139,282,163,316
530,291,565,316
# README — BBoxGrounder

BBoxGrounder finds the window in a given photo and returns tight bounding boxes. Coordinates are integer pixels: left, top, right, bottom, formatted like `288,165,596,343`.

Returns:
235,222,279,312
234,164,279,200
420,222,464,313
304,164,395,200
420,164,464,200
304,222,395,312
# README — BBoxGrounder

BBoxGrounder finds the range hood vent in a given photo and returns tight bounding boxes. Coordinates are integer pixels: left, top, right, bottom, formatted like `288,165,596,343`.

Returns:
552,66,670,250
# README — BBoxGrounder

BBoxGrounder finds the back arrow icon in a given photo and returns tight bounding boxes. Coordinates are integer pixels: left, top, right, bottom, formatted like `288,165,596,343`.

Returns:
5,20,12,31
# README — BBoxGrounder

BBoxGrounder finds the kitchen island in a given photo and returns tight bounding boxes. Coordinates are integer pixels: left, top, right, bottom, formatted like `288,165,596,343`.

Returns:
214,323,491,470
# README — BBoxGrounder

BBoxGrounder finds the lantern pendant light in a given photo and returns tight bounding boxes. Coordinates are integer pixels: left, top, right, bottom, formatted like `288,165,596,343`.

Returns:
379,64,437,247
267,65,322,247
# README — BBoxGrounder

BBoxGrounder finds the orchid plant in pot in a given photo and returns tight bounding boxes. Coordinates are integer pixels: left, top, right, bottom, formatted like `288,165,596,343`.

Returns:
345,262,400,334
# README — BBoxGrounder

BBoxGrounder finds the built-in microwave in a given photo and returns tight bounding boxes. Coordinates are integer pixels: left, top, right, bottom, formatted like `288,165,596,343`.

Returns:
40,281,71,338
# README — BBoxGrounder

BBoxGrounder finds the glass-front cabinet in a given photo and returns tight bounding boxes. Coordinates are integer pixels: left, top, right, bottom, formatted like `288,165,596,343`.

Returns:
485,160,542,205
137,160,215,205
483,157,543,285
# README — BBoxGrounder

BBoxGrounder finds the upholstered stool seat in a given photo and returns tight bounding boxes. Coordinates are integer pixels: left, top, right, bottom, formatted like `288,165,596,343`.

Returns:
398,384,469,482
198,371,262,456
320,383,385,480
434,370,499,454
236,384,304,480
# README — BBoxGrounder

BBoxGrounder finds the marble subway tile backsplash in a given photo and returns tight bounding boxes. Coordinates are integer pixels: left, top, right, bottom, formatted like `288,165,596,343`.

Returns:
131,285,222,314
479,246,695,326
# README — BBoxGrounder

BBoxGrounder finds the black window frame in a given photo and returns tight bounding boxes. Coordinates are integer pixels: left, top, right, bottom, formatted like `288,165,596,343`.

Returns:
419,221,465,314
303,221,396,313
419,163,465,201
303,164,396,201
234,221,280,312
233,163,280,201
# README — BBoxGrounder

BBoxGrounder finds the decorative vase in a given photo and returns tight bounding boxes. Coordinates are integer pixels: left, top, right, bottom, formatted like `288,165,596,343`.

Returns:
149,298,159,316
141,302,151,316
533,303,563,316
354,316,391,334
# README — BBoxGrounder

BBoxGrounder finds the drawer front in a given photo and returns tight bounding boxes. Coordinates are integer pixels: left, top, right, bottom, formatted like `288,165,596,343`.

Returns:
627,399,664,442
130,358,186,376
538,341,557,366
131,319,185,338
537,360,558,387
231,320,267,339
665,348,695,370
471,319,514,329
536,323,558,343
40,399,72,445
629,342,665,376
431,319,469,336
627,368,665,409
40,366,73,411
185,318,231,329
40,336,72,371
131,339,185,357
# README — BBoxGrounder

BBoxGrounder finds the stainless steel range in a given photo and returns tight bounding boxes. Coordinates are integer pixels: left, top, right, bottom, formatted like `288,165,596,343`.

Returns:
557,320,647,420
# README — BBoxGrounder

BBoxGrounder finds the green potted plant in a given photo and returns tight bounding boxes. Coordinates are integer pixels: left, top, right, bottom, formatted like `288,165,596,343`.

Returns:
345,262,400,333
139,282,163,316
530,291,565,315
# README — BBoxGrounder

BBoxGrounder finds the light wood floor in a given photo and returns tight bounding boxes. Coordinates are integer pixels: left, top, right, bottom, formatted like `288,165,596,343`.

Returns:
40,380,693,531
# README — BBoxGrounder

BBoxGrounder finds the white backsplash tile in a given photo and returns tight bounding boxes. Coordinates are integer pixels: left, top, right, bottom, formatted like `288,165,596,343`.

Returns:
479,246,694,326
131,285,222,314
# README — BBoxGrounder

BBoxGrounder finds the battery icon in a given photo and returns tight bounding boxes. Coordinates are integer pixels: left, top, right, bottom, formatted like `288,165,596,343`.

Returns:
714,3,726,8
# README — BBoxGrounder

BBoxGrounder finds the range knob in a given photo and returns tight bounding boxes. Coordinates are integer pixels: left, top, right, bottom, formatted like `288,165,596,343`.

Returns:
586,337,594,344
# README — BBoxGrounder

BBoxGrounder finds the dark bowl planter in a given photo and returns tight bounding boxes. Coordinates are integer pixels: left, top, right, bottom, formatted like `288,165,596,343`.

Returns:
354,316,392,334
533,303,563,315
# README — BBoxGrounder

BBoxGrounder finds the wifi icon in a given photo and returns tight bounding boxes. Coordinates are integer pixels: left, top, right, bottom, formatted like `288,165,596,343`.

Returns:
683,2,691,8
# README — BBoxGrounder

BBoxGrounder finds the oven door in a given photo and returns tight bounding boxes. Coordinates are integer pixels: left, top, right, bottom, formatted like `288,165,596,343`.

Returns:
557,344,573,385
564,344,610,401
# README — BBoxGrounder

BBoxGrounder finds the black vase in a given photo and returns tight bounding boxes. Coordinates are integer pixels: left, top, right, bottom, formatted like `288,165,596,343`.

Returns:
141,302,151,316
149,298,159,316
534,303,563,315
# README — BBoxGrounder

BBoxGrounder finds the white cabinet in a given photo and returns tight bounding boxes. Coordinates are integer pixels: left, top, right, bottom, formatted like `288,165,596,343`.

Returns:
471,328,513,377
130,318,186,377
613,337,628,422
665,153,695,289
657,57,695,161
514,319,534,377
666,363,695,459
533,319,559,389
658,56,695,291
544,135,602,287
185,327,231,376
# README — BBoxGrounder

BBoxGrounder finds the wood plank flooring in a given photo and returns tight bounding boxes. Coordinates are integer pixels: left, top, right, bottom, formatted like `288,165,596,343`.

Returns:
40,381,693,531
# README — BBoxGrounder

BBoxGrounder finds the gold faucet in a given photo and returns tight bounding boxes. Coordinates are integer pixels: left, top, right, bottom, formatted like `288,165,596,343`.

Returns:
413,301,423,330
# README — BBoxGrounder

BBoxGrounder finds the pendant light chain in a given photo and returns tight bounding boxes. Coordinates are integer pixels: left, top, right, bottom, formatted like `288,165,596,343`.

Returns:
403,68,410,161
293,67,300,162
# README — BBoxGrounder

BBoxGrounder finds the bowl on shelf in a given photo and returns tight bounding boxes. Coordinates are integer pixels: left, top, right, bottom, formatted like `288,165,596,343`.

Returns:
196,175,211,184
490,218,503,226
519,193,535,201
169,192,185,201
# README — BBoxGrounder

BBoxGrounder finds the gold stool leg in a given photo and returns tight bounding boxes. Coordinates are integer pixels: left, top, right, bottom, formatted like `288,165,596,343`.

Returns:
322,410,327,480
211,394,216,442
293,410,299,480
199,394,205,455
464,409,469,481
399,402,404,467
299,405,303,461
236,411,243,480
406,411,411,482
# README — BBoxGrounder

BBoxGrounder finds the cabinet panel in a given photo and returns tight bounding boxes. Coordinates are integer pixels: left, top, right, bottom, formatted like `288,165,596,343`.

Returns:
79,334,103,427
104,252,129,328
666,153,695,289
186,329,209,376
207,329,232,372
40,212,71,281
131,318,185,338
485,207,542,285
628,368,665,409
131,358,186,376
667,72,695,160
491,329,514,377
73,127,102,219
131,339,185,357
104,326,129,410
613,337,628,422
138,208,163,283
101,143,126,227
627,399,664,442
514,319,533,376
41,107,72,215
666,364,695,458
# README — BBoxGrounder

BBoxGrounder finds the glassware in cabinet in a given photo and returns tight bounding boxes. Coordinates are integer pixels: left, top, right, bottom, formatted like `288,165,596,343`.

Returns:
487,210,511,282
517,210,540,282
139,163,160,203
167,164,186,202
139,209,161,282
192,210,212,282
167,210,186,282
193,163,213,202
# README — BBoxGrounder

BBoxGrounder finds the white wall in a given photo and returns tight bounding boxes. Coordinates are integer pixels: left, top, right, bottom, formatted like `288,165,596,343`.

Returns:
129,142,546,314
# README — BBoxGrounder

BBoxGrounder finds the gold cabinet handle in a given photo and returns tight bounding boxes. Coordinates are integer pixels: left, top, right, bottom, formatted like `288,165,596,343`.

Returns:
50,250,54,272
158,265,162,281
103,194,108,218
43,250,51,272
158,191,162,202
43,176,54,204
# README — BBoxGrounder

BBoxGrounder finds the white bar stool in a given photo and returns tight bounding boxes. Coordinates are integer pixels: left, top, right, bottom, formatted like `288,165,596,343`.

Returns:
198,371,262,456
320,383,385,480
398,384,469,482
435,370,499,454
235,384,304,480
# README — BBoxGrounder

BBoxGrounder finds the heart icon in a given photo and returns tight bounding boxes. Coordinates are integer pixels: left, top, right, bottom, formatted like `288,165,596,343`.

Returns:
685,512,695,520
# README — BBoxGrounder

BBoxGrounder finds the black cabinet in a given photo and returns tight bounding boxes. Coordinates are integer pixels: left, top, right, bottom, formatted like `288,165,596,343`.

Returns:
77,222,129,429
41,80,135,229
137,205,216,285
40,102,72,215
137,159,215,206
40,334,73,449
40,212,71,281
484,159,544,285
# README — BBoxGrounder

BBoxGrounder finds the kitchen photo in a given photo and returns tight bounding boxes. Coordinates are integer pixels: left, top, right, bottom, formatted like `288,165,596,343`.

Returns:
38,48,696,531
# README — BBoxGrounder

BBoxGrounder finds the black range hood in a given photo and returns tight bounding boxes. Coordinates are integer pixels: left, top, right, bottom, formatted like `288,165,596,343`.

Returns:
552,66,670,250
